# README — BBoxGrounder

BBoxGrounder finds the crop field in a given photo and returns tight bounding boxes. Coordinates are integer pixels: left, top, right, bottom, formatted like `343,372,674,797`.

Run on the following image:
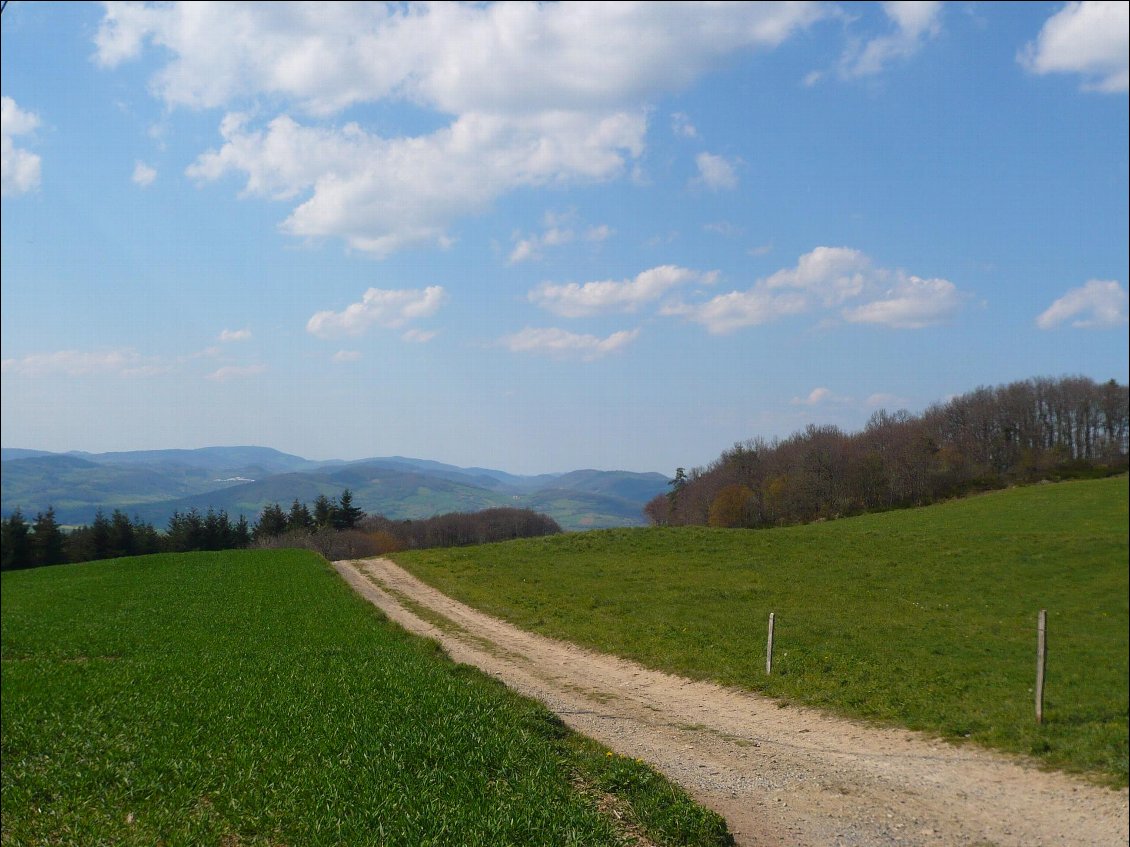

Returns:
395,477,1130,786
0,550,731,846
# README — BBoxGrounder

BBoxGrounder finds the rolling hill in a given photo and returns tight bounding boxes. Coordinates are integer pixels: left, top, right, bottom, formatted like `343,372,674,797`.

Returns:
0,447,668,531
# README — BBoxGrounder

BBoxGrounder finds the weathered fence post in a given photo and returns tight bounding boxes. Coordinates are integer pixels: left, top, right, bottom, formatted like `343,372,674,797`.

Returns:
1036,609,1047,724
766,612,775,675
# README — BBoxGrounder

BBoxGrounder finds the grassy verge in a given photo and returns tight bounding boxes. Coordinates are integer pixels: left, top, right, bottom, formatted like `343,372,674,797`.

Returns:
1,549,732,846
393,477,1129,787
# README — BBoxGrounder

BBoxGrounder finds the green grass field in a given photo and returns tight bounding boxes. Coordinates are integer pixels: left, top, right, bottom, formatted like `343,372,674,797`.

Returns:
394,477,1129,786
1,550,732,846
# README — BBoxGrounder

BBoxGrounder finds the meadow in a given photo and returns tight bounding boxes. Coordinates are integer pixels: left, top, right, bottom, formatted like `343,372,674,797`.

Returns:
0,550,731,846
394,477,1130,786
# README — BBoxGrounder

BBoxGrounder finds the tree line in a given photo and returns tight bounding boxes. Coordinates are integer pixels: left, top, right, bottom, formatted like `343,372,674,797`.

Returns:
254,507,563,560
1,486,562,570
647,375,1128,529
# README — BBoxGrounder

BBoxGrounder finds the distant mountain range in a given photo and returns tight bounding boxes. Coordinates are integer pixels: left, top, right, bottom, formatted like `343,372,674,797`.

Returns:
0,447,669,532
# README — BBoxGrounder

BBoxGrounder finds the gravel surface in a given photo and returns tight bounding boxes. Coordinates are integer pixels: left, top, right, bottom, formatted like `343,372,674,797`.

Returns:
335,558,1129,847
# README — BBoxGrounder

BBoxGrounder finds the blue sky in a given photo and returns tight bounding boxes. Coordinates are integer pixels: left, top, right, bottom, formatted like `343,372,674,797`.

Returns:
2,1,1127,475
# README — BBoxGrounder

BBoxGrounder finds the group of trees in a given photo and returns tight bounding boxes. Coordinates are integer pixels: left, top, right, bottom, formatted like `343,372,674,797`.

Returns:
648,375,1128,529
255,507,562,559
365,508,562,550
0,488,367,570
2,486,562,570
252,490,366,539
0,507,234,570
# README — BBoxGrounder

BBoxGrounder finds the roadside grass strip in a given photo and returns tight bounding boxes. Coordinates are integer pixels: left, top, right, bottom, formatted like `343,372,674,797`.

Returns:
394,477,1130,787
1,549,732,846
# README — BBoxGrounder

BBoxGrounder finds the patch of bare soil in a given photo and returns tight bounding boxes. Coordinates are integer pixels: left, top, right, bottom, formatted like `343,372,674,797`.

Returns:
335,558,1128,847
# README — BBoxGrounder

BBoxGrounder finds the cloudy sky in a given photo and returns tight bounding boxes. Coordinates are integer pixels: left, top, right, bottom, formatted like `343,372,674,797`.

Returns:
2,1,1127,475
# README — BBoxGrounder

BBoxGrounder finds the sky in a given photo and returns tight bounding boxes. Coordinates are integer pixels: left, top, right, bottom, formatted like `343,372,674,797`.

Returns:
1,1,1127,476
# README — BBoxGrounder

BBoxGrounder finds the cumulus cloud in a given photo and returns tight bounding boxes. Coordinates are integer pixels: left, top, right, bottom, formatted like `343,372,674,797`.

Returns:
0,349,166,378
1020,1,1129,93
530,265,717,318
97,1,825,256
499,326,639,361
841,1,942,78
189,110,645,256
1036,280,1129,329
663,246,965,334
132,160,157,187
306,285,446,338
218,328,251,342
206,363,267,381
693,152,739,190
1,96,42,196
841,274,965,329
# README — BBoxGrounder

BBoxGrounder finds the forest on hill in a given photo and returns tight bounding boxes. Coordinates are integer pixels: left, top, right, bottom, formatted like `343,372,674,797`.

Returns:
649,375,1128,528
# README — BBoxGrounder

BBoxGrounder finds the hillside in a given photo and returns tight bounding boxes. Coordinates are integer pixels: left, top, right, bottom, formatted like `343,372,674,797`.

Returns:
394,476,1130,785
0,447,668,531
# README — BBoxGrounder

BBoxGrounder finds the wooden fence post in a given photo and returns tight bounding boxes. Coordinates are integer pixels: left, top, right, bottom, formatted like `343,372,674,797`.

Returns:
1036,609,1047,724
766,612,775,675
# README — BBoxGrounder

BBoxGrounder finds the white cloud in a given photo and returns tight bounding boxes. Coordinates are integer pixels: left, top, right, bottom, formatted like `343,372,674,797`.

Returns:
693,152,739,191
189,110,646,257
499,326,639,361
0,349,165,378
841,274,965,329
206,363,267,381
1019,1,1129,93
671,112,698,139
332,350,361,363
1036,280,1129,329
218,328,252,342
763,246,872,305
1,97,42,196
132,160,157,187
841,1,942,78
98,1,826,256
662,288,808,334
401,328,438,343
791,387,833,406
507,210,611,264
664,246,965,333
306,285,446,339
530,265,717,318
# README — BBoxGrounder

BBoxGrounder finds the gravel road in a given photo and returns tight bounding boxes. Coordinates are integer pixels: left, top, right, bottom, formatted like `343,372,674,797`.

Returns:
335,557,1128,847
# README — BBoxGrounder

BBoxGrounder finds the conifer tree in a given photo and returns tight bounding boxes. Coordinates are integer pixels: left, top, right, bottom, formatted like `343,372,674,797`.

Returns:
1,509,32,570
32,507,66,566
334,488,365,530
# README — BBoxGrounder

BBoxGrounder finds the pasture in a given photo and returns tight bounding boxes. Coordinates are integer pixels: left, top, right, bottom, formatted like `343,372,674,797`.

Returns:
0,550,731,846
395,477,1129,786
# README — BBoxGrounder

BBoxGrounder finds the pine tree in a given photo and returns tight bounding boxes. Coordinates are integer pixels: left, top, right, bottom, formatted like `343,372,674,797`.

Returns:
313,494,337,529
1,509,32,570
32,507,66,566
287,499,314,532
254,503,288,539
334,488,365,530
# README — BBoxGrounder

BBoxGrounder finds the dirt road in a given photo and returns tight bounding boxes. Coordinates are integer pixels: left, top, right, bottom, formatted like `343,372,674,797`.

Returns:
335,558,1128,847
